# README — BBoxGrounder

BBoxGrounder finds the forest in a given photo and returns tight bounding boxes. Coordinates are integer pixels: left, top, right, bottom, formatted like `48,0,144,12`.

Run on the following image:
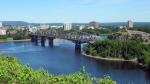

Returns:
84,40,150,69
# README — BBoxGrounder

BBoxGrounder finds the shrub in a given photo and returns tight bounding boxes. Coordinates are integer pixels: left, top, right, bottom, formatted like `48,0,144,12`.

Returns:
0,54,116,84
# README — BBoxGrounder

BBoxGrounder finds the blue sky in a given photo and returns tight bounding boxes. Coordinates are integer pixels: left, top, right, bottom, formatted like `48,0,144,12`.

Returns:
0,0,150,23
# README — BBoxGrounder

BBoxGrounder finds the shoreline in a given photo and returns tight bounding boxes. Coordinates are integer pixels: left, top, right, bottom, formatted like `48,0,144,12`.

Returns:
0,39,31,42
82,52,150,70
82,52,138,63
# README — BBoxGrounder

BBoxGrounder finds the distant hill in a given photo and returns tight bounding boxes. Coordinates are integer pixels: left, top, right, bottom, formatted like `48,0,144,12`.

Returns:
101,22,150,27
2,21,29,26
1,21,150,27
134,22,150,27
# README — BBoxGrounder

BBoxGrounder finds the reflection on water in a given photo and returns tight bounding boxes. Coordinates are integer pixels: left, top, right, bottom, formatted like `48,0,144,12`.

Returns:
145,72,150,83
94,59,139,70
0,39,150,84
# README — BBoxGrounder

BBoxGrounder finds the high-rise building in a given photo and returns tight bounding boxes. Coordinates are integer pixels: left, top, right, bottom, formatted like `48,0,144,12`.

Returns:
64,23,72,30
89,21,99,29
127,20,133,28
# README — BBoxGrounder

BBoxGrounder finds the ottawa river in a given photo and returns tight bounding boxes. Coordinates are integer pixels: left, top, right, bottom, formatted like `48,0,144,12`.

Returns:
0,39,150,84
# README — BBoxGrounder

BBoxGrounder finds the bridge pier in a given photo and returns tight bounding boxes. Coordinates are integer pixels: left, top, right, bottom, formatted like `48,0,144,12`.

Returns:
41,36,46,47
48,37,54,47
30,31,96,53
75,41,81,53
31,35,35,42
34,35,38,45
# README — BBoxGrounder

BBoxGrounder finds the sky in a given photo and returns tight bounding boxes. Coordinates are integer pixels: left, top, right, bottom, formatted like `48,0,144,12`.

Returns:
0,0,150,23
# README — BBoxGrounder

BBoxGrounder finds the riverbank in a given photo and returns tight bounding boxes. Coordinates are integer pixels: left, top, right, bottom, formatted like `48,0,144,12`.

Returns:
82,52,150,70
0,39,31,42
82,52,138,63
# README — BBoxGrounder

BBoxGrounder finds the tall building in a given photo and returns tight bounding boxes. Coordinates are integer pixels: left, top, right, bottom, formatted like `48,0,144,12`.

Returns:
0,22,3,28
89,21,99,29
127,20,133,28
64,23,72,30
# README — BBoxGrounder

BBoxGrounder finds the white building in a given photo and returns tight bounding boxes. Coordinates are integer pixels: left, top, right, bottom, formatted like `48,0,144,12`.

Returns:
87,26,95,29
0,22,3,28
28,25,38,33
29,27,38,33
79,25,85,30
40,24,50,29
64,23,72,30
0,29,6,35
118,25,127,29
50,25,63,29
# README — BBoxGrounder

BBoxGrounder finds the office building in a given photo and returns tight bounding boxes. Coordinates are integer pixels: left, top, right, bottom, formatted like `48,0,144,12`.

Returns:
127,20,133,28
64,23,72,30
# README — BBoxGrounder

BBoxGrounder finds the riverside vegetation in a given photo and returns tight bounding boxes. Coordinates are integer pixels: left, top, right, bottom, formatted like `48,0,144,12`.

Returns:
0,54,116,84
0,29,30,41
84,40,150,69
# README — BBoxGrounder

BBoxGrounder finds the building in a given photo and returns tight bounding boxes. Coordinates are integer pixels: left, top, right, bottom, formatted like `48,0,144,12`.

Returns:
79,25,85,30
6,30,17,35
89,21,99,29
28,25,38,33
50,25,63,29
0,22,3,28
0,29,6,35
64,23,72,30
127,20,133,28
118,25,127,29
29,27,38,33
0,22,6,35
87,26,95,29
40,24,50,29
38,24,50,29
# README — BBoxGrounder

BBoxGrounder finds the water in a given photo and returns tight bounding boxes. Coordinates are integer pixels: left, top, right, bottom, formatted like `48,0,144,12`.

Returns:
0,39,150,84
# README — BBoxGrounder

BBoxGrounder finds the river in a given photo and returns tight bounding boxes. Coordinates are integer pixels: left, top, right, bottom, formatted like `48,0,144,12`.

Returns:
0,39,150,84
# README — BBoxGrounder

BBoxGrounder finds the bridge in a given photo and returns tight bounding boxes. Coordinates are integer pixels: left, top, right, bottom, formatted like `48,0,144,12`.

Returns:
29,29,97,53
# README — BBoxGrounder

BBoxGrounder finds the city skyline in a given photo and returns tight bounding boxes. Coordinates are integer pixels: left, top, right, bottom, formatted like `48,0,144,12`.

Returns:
0,0,150,23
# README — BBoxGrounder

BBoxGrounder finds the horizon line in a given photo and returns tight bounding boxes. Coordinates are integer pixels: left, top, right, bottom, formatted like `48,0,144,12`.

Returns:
1,21,150,23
